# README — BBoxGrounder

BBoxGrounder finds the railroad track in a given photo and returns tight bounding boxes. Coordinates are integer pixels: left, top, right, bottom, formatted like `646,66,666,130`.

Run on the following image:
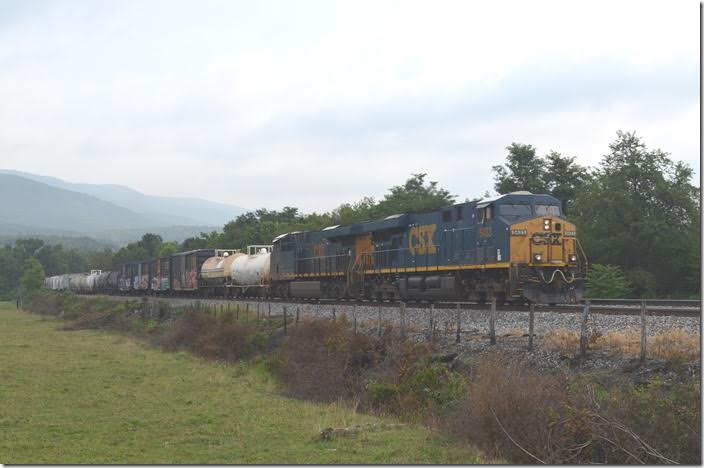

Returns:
104,295,702,318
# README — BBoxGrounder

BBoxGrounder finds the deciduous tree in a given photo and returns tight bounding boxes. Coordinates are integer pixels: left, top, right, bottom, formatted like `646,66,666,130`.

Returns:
572,131,700,297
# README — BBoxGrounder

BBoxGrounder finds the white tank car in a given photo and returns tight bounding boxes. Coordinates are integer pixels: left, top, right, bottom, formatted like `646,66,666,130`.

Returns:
230,250,271,286
86,270,102,292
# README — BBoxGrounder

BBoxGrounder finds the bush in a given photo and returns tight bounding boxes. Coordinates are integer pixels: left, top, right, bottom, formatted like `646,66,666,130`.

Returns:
442,355,701,464
151,310,265,362
586,264,632,298
268,318,378,401
269,318,464,416
19,258,45,296
442,354,569,463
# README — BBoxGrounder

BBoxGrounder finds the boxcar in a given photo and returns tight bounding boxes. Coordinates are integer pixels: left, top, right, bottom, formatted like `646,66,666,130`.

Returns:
171,249,216,293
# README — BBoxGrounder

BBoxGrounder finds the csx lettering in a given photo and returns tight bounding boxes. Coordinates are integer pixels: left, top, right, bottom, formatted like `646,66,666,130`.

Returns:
408,224,437,256
531,232,562,245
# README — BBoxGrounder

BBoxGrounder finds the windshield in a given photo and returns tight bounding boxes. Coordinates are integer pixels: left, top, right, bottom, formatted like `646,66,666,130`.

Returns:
499,203,532,218
535,204,561,216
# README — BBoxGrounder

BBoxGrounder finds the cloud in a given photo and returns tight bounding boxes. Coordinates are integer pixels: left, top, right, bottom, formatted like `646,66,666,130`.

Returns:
0,0,698,214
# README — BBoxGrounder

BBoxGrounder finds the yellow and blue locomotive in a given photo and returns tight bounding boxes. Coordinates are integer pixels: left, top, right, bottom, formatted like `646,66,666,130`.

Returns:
270,192,586,304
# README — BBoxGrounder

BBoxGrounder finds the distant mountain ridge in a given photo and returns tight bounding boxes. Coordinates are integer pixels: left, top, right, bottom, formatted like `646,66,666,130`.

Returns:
0,169,248,226
0,172,243,246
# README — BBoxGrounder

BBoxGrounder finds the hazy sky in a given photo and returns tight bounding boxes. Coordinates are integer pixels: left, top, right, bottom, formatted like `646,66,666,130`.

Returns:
0,0,699,213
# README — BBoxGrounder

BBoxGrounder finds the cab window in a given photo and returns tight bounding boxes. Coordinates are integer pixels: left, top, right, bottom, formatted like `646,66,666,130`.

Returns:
535,204,561,216
499,203,532,218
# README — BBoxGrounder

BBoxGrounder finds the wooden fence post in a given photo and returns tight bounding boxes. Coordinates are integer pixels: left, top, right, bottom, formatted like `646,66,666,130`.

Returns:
456,302,461,343
353,305,357,334
378,302,383,337
489,298,496,345
245,303,249,324
580,300,590,361
296,306,300,326
283,306,287,334
268,302,271,321
528,302,535,351
400,302,406,339
236,304,240,322
429,303,435,342
640,300,647,362
332,306,336,322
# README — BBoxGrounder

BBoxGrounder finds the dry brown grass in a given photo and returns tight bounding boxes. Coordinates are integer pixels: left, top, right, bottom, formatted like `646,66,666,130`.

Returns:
542,329,581,354
646,328,700,361
541,327,700,361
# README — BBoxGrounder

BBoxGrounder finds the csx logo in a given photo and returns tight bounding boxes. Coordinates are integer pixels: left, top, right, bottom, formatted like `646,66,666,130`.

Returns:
531,232,562,245
409,224,437,255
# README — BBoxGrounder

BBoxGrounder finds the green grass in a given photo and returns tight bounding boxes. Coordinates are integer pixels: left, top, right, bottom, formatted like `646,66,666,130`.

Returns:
0,302,484,464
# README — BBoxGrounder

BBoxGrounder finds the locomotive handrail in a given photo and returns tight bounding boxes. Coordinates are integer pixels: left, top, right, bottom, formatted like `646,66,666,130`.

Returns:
575,238,589,275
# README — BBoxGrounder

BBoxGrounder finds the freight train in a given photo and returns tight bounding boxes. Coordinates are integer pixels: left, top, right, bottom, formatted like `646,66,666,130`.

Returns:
44,191,587,304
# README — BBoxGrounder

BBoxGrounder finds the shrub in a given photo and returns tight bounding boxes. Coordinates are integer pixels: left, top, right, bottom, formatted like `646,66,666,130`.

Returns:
268,317,455,414
151,310,264,362
442,354,701,464
442,354,569,463
19,259,45,295
268,318,377,401
586,264,632,298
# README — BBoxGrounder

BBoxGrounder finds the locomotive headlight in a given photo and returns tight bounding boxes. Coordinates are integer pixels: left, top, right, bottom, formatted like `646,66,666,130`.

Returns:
543,219,551,230
533,253,543,262
569,254,578,263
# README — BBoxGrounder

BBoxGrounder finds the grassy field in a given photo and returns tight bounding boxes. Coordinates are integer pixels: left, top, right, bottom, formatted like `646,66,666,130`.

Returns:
0,302,483,464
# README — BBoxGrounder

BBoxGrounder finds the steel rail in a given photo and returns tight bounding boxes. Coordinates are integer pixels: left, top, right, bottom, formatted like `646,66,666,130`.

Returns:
100,294,701,317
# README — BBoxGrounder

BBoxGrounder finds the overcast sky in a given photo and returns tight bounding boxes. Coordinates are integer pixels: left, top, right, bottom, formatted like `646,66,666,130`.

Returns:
0,0,699,213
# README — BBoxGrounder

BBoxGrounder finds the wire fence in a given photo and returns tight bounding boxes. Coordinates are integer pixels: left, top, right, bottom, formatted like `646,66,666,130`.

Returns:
132,297,663,362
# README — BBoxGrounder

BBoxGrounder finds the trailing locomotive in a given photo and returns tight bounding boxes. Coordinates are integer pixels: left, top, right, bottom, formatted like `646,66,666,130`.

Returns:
44,192,586,304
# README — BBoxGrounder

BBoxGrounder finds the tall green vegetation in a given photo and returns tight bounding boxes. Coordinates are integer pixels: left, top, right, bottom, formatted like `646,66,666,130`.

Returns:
19,258,45,295
492,143,588,214
586,264,633,299
571,131,700,298
0,239,96,299
215,173,455,250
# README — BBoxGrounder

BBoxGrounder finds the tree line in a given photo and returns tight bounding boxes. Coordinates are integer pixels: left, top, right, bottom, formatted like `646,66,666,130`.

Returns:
2,131,699,299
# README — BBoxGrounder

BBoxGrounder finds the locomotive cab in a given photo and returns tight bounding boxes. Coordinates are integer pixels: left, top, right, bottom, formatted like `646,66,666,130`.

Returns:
498,194,585,304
